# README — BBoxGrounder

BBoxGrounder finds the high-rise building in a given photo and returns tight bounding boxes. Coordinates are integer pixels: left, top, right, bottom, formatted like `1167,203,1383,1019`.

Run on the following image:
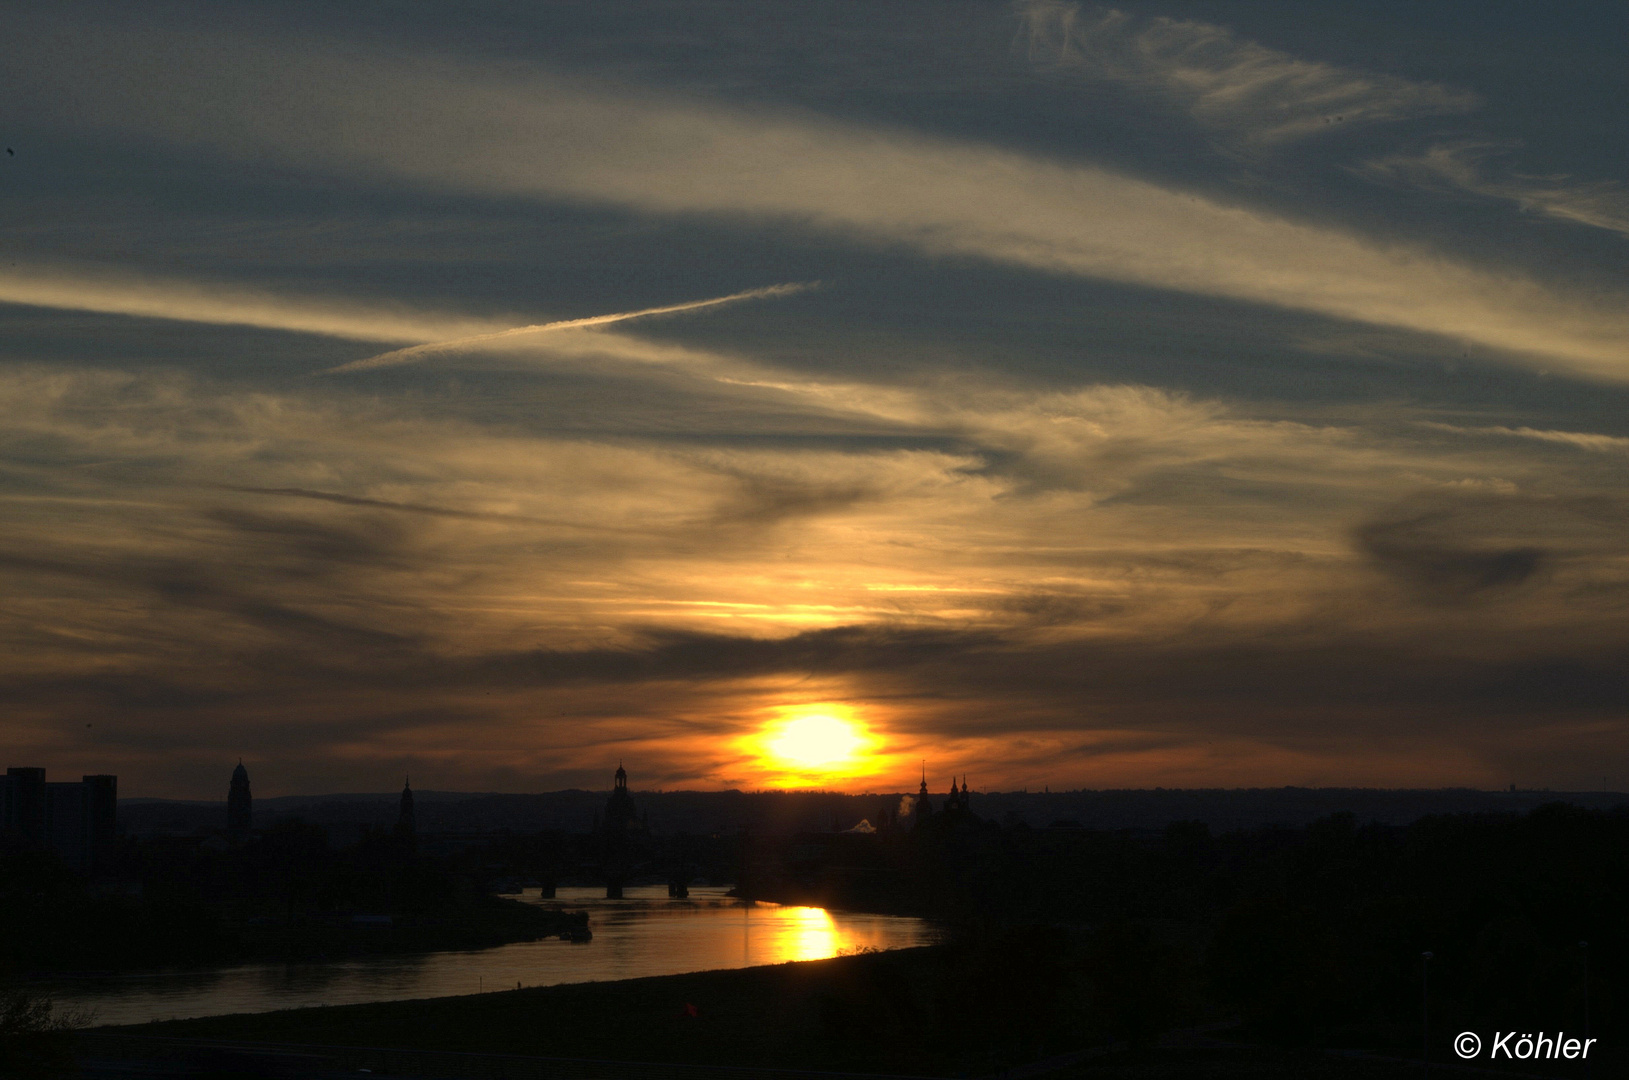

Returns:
2,766,46,845
1,767,118,870
227,761,253,835
83,775,118,844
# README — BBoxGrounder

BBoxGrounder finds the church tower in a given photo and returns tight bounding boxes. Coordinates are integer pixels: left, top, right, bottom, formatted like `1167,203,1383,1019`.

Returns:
604,762,640,831
227,761,252,836
601,762,641,899
394,777,417,852
914,763,932,824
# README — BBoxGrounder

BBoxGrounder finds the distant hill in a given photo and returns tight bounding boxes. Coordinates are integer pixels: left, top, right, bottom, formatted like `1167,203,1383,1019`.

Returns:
117,786,1629,839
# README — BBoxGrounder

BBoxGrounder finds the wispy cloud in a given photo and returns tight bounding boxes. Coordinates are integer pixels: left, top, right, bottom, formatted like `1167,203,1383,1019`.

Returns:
5,9,1628,795
1361,142,1629,240
220,487,654,532
1015,1,1478,144
1423,422,1629,454
0,261,505,344
324,283,812,373
5,358,1623,788
1353,491,1628,604
14,21,1625,381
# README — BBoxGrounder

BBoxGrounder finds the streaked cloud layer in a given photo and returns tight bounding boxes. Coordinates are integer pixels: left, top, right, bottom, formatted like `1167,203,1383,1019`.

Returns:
0,261,503,344
1362,142,1629,240
1017,2,1479,144
0,1,1624,796
12,16,1629,379
326,284,812,374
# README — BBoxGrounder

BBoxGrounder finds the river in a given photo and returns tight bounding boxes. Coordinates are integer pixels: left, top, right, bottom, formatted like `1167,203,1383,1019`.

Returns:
20,886,938,1027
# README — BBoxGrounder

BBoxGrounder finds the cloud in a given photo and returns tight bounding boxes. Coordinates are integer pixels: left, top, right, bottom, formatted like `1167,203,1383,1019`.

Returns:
10,20,1629,381
0,261,504,344
223,487,651,532
324,283,813,374
1356,520,1546,602
2,321,1627,793
1361,142,1629,240
1015,1,1478,144
1422,422,1629,454
0,260,814,383
4,9,1628,797
1352,492,1629,603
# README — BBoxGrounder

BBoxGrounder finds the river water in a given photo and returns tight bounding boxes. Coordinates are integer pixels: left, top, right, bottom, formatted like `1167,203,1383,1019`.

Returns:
21,887,938,1027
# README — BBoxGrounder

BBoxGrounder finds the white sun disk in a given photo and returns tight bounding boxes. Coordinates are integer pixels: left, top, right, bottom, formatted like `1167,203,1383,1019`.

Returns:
768,713,864,770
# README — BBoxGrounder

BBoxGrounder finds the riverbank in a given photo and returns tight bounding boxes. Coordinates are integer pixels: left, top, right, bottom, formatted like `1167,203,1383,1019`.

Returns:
117,945,1026,1076
0,847,589,976
213,897,591,963
2,890,587,976
104,948,1453,1079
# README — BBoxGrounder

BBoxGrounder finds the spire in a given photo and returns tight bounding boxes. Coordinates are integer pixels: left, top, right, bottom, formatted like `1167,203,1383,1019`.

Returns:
395,773,417,848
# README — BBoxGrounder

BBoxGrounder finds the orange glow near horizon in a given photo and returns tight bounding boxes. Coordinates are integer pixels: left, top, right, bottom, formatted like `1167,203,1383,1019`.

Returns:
744,704,884,788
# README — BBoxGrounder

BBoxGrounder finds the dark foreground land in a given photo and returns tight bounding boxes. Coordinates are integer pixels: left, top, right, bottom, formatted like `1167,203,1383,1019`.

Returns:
6,800,1624,1076
87,940,1613,1079
93,949,1453,1079
0,826,589,974
114,946,1049,1076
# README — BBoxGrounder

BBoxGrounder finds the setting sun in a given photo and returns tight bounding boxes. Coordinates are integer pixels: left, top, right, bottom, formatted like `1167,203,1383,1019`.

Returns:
769,713,864,769
747,706,881,785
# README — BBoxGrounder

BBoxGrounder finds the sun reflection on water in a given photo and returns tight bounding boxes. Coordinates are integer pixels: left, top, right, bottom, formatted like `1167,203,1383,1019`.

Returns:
20,888,938,1026
767,905,838,963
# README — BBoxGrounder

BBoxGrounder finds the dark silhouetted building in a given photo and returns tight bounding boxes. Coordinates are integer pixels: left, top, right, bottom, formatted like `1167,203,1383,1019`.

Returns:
604,762,638,834
1,766,117,870
394,777,417,853
83,774,118,845
600,763,644,898
2,766,46,845
908,771,976,832
227,761,252,835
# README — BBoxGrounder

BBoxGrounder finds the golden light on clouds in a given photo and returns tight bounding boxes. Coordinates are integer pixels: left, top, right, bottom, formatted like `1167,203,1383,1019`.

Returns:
3,7,1628,798
746,705,884,788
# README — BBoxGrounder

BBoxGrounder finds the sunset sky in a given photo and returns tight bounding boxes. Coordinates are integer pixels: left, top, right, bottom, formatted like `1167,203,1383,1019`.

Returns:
2,1,1625,798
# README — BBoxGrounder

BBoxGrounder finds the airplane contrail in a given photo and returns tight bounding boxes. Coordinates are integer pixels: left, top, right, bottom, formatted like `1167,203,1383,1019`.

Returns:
323,282,813,374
